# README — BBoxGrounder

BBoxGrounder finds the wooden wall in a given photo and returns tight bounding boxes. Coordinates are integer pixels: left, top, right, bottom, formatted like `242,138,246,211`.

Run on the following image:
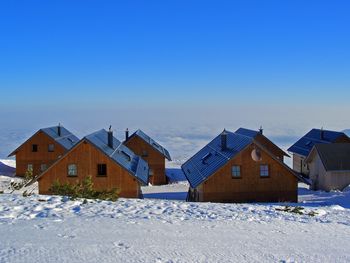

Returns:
14,131,66,177
255,134,285,160
125,136,167,185
38,140,141,198
198,143,297,203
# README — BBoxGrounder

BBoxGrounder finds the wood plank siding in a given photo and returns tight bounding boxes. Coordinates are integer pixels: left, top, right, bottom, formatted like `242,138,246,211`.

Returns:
125,136,167,185
196,143,297,203
14,131,66,177
38,140,141,198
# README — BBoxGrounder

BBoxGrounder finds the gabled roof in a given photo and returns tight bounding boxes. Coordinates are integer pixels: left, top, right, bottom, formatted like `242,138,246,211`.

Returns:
31,129,149,186
235,127,289,157
306,143,350,171
127,129,171,161
8,125,79,157
287,129,349,157
181,130,253,188
84,129,149,185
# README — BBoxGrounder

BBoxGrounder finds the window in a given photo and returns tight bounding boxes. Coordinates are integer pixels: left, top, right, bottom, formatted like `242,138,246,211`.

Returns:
231,165,241,178
40,164,47,172
32,144,38,152
260,165,269,177
67,164,77,177
48,144,55,152
149,169,154,176
97,164,107,176
142,150,148,157
27,164,33,172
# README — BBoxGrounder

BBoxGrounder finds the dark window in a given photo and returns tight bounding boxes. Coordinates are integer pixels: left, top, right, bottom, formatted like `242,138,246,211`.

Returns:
41,164,47,172
260,165,269,177
32,144,38,152
142,150,148,157
48,144,55,152
97,164,107,176
231,165,241,178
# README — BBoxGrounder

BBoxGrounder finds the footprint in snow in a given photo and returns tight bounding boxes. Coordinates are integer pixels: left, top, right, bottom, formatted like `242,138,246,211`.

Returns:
113,242,130,250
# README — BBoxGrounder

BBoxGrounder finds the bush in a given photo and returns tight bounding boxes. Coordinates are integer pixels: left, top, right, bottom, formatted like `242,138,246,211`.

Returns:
9,169,34,193
49,176,119,201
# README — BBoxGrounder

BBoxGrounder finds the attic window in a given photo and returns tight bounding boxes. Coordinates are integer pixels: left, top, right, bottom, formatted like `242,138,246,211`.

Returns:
121,151,131,162
97,164,107,176
48,144,55,152
201,153,212,163
305,141,312,146
32,144,38,152
68,138,74,143
142,150,148,157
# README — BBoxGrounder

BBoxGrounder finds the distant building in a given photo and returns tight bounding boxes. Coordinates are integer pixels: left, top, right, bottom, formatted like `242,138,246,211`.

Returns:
34,129,149,198
8,125,79,177
124,129,171,185
182,128,299,203
306,143,350,191
287,129,350,176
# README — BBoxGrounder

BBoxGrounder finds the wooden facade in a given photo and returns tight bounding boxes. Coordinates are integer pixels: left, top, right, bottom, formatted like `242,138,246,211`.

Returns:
125,135,167,185
188,143,298,203
9,131,67,177
38,139,142,198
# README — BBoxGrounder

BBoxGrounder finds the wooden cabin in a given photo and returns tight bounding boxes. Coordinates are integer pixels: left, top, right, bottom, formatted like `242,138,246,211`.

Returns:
182,128,299,203
34,129,149,198
124,129,171,185
306,143,350,191
8,125,79,177
287,129,350,177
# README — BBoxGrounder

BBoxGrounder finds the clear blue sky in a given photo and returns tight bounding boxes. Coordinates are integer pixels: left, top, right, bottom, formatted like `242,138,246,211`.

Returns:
0,1,349,131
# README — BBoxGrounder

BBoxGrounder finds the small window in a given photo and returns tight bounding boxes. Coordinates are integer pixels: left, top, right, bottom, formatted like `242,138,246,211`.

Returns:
231,165,241,178
48,144,55,152
27,164,33,172
32,144,38,152
149,169,154,176
97,164,107,176
142,150,148,157
68,164,77,177
260,165,269,177
40,164,47,172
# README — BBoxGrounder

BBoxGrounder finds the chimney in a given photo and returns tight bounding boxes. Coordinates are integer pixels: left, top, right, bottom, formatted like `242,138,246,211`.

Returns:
320,127,324,140
58,123,61,137
259,126,263,135
125,128,129,141
221,129,228,151
108,125,113,148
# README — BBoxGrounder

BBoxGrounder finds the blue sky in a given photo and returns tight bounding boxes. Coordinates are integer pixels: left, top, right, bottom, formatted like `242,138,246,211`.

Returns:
0,1,350,133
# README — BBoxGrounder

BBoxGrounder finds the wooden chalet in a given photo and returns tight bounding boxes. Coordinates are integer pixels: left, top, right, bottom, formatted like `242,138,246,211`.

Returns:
182,128,299,203
8,125,79,177
34,128,149,198
287,129,350,177
124,129,171,185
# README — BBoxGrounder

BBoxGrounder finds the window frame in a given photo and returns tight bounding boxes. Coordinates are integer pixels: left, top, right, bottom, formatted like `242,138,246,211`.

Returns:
27,164,33,172
231,165,241,179
67,164,78,177
48,144,55,152
260,164,269,178
97,163,107,177
40,164,47,172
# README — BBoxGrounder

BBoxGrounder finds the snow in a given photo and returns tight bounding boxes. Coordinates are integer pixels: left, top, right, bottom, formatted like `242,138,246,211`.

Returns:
1,161,350,262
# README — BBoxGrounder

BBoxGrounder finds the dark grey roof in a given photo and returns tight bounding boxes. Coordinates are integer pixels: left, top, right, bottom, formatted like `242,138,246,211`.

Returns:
181,130,253,188
129,129,171,161
288,129,349,157
311,143,350,171
85,129,149,185
8,125,79,157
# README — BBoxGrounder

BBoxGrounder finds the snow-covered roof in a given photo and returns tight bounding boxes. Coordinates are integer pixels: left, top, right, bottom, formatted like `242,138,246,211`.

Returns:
287,129,349,157
127,129,171,161
8,125,79,157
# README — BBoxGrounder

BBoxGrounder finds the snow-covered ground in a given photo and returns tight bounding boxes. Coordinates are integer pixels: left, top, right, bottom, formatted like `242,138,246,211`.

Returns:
1,161,350,262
